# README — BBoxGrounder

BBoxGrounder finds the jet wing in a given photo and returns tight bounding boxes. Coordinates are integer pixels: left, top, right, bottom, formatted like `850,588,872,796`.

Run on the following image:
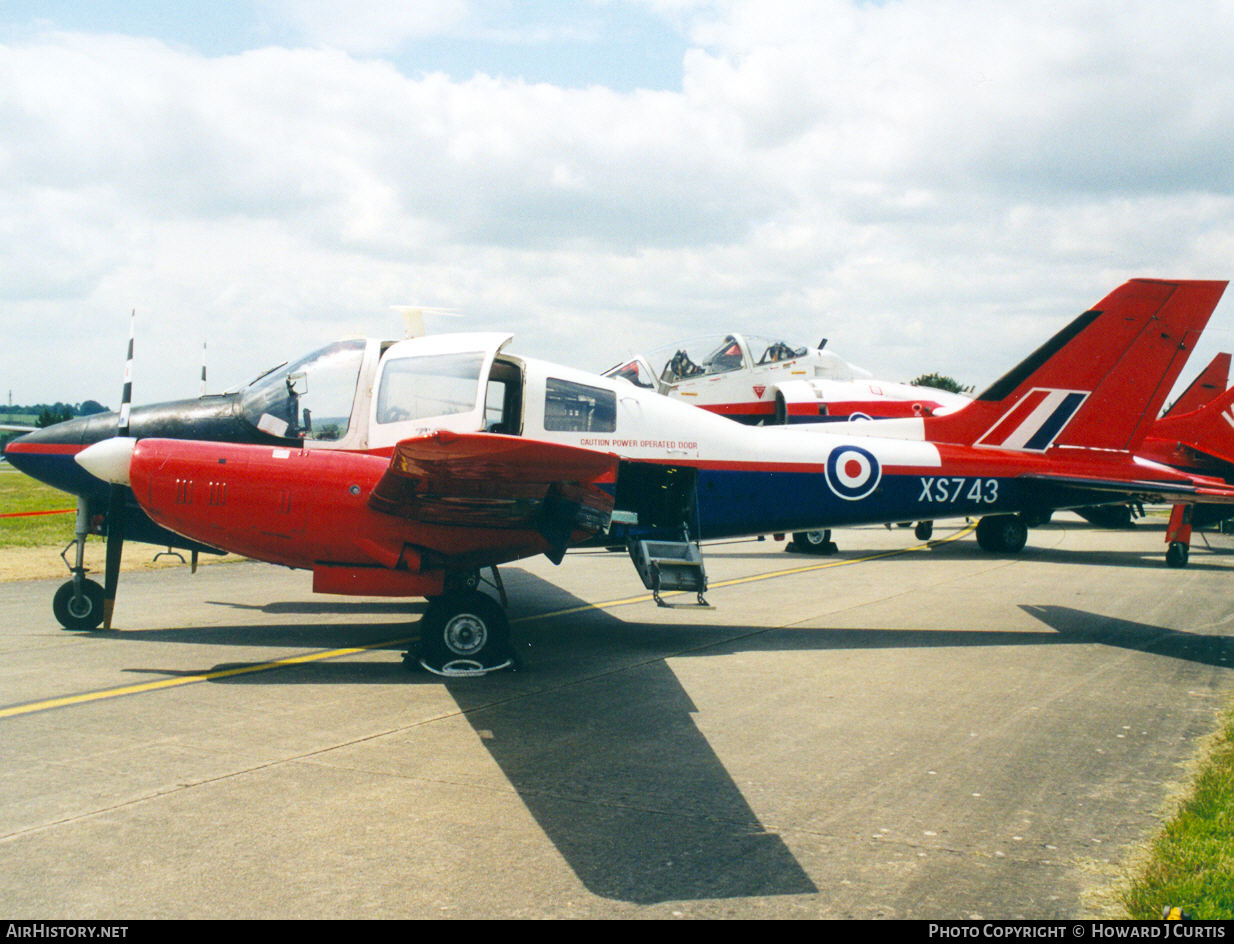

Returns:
1020,472,1234,505
369,430,619,563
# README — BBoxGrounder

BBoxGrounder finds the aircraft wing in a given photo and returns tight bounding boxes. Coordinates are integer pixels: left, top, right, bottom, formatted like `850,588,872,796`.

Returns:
369,430,619,563
1020,472,1234,505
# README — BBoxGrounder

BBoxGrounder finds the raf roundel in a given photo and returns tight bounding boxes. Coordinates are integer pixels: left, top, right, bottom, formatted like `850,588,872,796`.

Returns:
825,445,881,501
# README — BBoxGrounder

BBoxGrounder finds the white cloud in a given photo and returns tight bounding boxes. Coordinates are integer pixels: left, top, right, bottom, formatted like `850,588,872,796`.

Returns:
3,2,1234,407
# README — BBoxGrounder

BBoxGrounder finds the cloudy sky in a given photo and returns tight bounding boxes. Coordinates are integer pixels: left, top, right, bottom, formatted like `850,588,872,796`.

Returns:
3,0,1234,407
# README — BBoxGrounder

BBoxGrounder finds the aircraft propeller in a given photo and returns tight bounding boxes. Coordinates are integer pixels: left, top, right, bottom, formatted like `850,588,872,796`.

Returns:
101,311,135,629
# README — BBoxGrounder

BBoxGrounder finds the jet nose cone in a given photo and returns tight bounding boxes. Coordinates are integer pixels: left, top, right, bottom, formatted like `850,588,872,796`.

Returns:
75,437,136,486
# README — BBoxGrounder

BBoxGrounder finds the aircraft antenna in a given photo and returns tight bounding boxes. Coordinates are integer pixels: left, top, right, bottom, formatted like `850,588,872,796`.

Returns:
391,306,461,339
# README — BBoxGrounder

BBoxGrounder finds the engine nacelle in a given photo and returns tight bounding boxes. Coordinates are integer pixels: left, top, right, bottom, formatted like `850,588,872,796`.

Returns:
772,381,827,425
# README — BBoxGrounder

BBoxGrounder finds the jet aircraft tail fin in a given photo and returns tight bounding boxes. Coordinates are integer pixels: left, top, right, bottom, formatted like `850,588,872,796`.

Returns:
923,279,1227,453
1160,351,1231,418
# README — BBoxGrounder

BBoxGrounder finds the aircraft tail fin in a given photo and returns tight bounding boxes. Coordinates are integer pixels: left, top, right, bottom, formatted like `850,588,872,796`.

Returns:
923,279,1227,452
1161,352,1231,418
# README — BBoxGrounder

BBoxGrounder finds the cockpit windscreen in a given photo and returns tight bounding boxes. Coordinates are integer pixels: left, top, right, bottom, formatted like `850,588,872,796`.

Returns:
239,340,365,441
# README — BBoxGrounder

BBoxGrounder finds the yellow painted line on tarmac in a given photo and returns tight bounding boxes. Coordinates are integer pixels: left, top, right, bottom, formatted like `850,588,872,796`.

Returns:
2,525,974,719
0,640,412,720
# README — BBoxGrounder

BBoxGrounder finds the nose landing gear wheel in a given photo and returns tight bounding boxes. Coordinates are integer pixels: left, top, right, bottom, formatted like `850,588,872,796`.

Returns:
1166,541,1189,568
52,579,106,631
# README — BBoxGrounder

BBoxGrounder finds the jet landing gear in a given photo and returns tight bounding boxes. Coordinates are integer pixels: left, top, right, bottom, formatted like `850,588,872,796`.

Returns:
407,569,515,677
787,530,838,555
1166,543,1190,568
974,514,1029,554
1165,504,1192,569
52,498,106,631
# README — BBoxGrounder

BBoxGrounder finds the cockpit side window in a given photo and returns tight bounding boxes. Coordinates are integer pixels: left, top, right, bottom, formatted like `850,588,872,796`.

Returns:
544,378,616,433
375,352,486,424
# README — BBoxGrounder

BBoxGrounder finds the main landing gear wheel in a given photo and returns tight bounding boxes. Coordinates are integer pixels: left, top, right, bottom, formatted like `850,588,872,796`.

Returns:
1166,541,1190,568
788,530,838,555
52,579,106,631
914,521,934,541
414,590,514,677
975,514,1028,554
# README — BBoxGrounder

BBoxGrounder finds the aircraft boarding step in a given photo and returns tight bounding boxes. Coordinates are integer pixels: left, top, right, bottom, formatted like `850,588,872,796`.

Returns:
631,536,710,608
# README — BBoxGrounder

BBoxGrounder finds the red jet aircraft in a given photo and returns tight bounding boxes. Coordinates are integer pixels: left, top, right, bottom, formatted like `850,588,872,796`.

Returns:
34,277,1228,676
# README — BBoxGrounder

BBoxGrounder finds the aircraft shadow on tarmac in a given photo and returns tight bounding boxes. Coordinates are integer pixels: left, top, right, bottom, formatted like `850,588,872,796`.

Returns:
204,598,426,616
443,656,820,903
1020,604,1234,671
125,575,823,903
1002,541,1234,571
96,569,1234,904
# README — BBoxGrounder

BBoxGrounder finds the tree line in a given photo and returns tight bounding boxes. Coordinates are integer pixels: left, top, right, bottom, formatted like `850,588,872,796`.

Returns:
1,400,110,428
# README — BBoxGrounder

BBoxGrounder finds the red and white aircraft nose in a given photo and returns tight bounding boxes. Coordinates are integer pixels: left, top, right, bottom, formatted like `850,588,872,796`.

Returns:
75,437,136,486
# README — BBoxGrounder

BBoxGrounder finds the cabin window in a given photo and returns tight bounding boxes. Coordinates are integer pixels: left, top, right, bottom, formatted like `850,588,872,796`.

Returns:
544,378,616,433
375,352,485,424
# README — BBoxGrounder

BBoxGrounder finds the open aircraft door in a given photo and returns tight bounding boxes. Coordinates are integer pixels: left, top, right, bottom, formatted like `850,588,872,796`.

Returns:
612,460,709,606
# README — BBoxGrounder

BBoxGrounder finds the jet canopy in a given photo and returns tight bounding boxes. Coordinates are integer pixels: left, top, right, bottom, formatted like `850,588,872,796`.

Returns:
654,334,808,383
607,334,830,392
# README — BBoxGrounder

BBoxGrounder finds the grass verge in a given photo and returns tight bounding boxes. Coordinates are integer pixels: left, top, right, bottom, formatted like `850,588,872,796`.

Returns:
1121,697,1234,919
0,466,76,547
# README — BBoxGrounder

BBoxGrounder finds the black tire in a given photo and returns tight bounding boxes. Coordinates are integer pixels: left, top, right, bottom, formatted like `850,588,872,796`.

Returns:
790,530,837,555
914,521,934,541
1166,542,1189,568
418,590,512,673
975,515,1028,553
52,579,106,631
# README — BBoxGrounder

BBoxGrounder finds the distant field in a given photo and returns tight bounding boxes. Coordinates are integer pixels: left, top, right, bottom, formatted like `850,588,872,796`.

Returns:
0,466,76,547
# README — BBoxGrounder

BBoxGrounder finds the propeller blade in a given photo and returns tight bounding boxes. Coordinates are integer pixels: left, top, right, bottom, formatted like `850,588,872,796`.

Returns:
118,311,134,437
102,311,135,630
102,484,125,629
